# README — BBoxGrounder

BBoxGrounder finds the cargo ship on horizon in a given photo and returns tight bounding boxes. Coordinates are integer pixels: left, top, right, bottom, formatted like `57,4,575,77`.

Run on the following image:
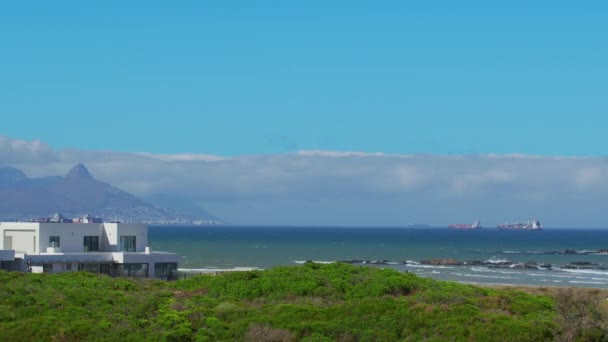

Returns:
497,220,542,230
448,220,481,230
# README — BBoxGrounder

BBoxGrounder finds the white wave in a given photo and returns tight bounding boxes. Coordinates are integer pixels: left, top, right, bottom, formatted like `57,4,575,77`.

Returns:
293,260,335,264
557,269,608,276
568,280,608,285
527,273,573,279
502,251,521,254
471,267,524,275
495,270,520,275
485,258,509,264
461,273,514,280
404,264,454,269
431,270,441,274
405,260,420,265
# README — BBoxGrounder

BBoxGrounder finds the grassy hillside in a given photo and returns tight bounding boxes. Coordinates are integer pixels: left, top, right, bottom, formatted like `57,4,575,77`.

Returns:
0,263,606,341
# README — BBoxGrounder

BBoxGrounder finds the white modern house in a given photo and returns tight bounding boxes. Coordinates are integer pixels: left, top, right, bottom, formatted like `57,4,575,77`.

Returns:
0,220,179,279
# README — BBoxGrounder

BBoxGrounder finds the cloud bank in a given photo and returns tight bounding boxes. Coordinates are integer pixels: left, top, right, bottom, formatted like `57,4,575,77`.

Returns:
2,135,608,227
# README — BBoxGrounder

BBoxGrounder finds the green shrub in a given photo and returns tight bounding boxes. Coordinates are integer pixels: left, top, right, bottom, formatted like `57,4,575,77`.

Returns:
0,264,569,341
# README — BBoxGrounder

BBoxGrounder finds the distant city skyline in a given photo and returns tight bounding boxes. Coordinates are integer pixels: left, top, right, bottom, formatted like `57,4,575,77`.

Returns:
1,2,607,156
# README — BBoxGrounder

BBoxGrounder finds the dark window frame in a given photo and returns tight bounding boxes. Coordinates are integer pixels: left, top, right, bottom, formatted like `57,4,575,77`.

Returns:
119,236,136,252
83,236,99,252
49,236,60,248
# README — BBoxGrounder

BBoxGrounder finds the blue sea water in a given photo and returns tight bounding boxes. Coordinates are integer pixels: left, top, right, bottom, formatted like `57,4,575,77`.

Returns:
149,226,608,288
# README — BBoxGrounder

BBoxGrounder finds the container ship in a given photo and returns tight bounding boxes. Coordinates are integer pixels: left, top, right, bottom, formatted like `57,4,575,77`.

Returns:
448,220,481,230
497,220,542,230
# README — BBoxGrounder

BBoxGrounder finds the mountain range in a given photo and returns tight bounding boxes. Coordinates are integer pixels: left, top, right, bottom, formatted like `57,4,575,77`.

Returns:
0,163,221,224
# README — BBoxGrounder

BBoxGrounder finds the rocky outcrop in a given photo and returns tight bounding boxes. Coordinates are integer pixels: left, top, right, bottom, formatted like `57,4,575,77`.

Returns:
421,259,463,266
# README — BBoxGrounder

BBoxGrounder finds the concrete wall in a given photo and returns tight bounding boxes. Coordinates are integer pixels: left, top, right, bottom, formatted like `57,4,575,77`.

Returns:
0,222,177,279
38,223,103,254
0,222,148,254
101,223,147,252
0,222,39,254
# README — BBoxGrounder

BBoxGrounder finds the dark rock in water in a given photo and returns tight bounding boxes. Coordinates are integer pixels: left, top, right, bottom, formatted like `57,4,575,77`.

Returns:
485,261,512,266
366,260,391,265
339,260,364,264
570,261,595,266
525,261,538,266
464,260,484,265
538,264,552,269
563,249,578,255
421,259,463,266
487,261,515,268
596,249,608,254
561,261,606,270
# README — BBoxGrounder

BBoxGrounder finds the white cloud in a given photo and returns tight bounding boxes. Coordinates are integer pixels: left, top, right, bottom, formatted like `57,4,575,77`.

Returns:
575,167,604,189
136,152,224,162
2,135,608,226
0,135,57,164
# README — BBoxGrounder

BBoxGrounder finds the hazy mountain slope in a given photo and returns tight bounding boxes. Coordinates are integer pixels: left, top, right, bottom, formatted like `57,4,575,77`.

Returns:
144,193,222,223
48,163,151,211
0,164,219,224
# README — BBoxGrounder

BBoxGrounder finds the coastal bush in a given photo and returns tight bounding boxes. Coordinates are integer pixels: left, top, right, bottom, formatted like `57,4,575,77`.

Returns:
0,264,582,341
554,288,608,341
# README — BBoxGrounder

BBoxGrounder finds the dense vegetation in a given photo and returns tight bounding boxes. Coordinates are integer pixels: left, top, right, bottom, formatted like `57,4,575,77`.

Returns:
0,263,606,341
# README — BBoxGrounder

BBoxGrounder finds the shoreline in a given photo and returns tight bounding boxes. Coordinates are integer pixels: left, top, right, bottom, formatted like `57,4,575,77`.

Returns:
177,262,608,290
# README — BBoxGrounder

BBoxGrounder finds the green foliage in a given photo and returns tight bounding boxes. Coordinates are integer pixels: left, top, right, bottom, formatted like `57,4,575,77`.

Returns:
0,263,577,341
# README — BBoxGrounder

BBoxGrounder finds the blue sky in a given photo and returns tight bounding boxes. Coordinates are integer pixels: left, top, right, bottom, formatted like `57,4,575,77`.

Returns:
1,1,607,156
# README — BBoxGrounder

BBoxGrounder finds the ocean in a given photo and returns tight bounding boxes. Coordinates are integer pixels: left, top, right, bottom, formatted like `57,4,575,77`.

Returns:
149,226,608,288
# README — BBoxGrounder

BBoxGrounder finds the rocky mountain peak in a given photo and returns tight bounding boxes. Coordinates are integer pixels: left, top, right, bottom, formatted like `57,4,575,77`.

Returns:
64,163,93,180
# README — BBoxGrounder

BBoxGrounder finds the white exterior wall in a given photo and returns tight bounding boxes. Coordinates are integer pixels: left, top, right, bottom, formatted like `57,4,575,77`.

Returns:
38,223,102,254
0,222,39,255
1,222,149,254
0,222,177,278
101,223,147,252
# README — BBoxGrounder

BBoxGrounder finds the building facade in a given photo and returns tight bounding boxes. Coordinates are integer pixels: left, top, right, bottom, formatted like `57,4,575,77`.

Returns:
0,221,179,279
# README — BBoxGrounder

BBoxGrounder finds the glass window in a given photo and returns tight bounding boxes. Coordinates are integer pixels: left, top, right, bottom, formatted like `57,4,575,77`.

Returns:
154,263,178,280
79,263,100,274
49,236,60,248
83,236,99,252
112,263,148,278
119,236,136,252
